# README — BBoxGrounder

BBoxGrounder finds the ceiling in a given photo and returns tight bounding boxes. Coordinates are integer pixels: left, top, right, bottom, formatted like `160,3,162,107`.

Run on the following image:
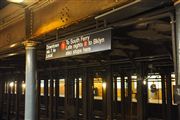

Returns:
0,0,174,73
0,0,8,9
0,0,39,19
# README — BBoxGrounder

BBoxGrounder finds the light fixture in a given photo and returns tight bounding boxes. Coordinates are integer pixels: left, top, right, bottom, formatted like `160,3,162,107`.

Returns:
22,83,26,89
117,77,121,80
9,43,18,48
7,0,24,3
8,53,17,56
171,74,175,78
102,82,106,89
131,75,137,79
143,80,146,85
9,82,14,87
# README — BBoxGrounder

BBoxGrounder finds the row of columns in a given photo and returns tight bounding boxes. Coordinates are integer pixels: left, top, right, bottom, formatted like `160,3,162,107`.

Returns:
0,74,24,120
0,63,176,120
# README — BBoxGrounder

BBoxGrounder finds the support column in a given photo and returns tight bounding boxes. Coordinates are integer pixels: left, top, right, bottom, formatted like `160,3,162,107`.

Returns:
37,75,40,120
113,76,118,115
7,81,11,120
175,1,180,120
12,77,16,116
75,75,79,119
82,68,88,120
88,70,93,120
136,64,147,120
127,74,132,120
121,74,125,120
161,74,167,120
102,73,107,120
15,77,21,120
65,70,69,120
0,78,5,119
106,66,113,120
44,79,49,118
137,77,143,120
55,77,59,119
24,41,38,120
166,73,172,120
49,78,54,120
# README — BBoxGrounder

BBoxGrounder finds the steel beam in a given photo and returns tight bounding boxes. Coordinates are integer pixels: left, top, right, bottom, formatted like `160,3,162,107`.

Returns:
0,0,171,51
32,0,130,37
0,0,129,49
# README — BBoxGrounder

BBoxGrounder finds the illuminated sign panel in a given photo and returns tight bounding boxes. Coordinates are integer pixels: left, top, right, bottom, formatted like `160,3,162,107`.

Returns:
46,28,111,60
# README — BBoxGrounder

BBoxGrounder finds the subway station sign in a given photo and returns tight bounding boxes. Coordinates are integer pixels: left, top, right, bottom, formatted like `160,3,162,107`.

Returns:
46,28,111,60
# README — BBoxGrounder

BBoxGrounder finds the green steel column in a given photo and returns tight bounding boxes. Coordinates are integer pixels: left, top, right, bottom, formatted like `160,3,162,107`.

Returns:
175,0,180,90
24,41,38,120
175,1,180,120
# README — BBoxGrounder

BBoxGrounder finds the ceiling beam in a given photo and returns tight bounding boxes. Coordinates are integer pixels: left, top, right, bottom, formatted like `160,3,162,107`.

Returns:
0,0,172,53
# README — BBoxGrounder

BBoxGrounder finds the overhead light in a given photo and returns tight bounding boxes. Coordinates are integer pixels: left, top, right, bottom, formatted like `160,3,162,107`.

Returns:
9,43,17,48
7,0,24,3
8,53,17,56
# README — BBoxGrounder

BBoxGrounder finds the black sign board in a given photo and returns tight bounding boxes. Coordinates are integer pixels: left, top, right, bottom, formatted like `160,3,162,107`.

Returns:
46,28,111,60
174,85,180,104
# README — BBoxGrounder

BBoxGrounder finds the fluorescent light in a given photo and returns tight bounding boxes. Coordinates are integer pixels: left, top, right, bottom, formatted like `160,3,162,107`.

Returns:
22,83,26,89
7,0,24,3
102,82,106,89
131,75,137,79
143,80,147,85
8,53,17,56
9,82,14,87
10,43,17,48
